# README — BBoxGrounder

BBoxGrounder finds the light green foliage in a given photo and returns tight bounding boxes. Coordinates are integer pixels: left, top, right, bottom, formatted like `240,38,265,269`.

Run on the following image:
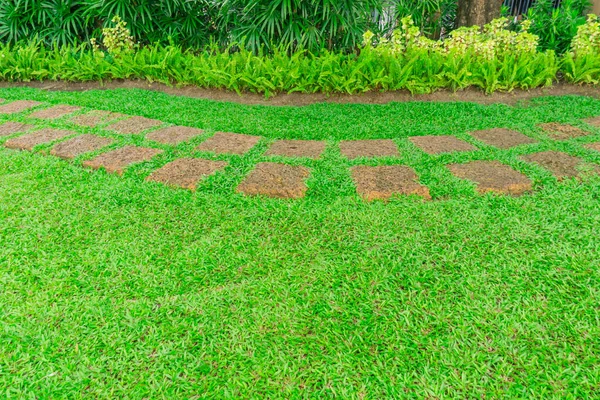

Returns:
571,14,600,56
1,88,600,397
92,16,135,54
365,17,539,60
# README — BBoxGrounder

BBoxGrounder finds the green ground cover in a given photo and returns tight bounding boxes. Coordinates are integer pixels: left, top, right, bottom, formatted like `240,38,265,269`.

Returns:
1,87,599,398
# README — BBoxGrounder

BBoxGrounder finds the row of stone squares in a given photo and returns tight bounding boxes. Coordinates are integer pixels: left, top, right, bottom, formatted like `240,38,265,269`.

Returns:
2,100,600,155
4,127,600,199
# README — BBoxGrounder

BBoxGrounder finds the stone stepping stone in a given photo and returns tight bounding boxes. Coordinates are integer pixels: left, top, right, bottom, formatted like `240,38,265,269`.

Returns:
350,165,430,201
50,134,114,160
0,122,35,137
585,142,600,152
146,126,204,145
0,100,42,114
196,132,261,155
339,139,399,159
521,151,599,180
265,140,326,159
237,162,310,199
4,128,76,151
470,128,536,149
105,116,163,134
584,116,600,127
539,122,590,140
410,135,477,154
448,160,532,196
147,158,228,190
83,146,163,175
29,105,80,119
70,110,125,127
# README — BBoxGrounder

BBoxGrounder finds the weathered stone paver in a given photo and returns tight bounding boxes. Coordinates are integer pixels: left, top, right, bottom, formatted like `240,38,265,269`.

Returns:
0,100,42,114
105,116,163,134
585,142,600,152
448,160,532,196
4,128,76,151
539,122,590,140
470,128,536,149
0,122,35,136
83,146,163,175
410,135,477,154
351,165,430,201
521,151,598,180
50,134,114,159
196,132,261,155
339,139,398,159
147,158,228,190
146,126,204,145
70,110,125,127
237,162,310,198
266,140,326,159
29,105,80,119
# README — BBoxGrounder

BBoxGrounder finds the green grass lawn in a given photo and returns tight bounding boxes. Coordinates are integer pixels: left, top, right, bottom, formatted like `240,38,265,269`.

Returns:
1,87,599,398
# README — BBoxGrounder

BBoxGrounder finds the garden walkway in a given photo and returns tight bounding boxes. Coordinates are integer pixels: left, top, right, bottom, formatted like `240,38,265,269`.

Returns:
1,98,599,200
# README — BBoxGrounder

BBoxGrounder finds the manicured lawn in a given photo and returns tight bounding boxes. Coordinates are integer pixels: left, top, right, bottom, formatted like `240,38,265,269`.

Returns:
1,87,599,398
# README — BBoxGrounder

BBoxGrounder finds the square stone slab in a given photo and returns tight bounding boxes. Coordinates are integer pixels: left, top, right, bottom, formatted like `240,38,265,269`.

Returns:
147,158,228,190
350,165,431,201
4,128,76,151
70,110,125,127
585,142,600,152
265,140,326,159
470,128,536,149
410,135,477,154
146,126,204,145
448,160,532,196
105,116,163,134
196,132,261,155
83,146,163,175
584,116,600,127
29,105,80,119
50,134,114,160
539,122,590,140
0,100,42,114
0,122,35,137
339,139,399,159
237,162,310,199
521,151,598,180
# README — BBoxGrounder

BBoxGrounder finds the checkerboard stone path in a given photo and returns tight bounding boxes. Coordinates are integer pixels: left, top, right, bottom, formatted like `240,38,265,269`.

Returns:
4,100,600,200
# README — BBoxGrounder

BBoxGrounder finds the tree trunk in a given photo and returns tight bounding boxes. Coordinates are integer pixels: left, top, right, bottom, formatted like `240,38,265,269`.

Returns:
456,0,504,27
593,0,600,15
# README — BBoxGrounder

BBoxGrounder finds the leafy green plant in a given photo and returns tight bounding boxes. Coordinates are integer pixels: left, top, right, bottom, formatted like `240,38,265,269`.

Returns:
524,0,590,54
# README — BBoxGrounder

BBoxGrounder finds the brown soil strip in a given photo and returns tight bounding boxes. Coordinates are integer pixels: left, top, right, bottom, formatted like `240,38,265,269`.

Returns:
470,128,536,149
410,135,477,155
4,128,76,151
147,158,228,190
5,81,600,107
584,116,600,127
351,165,431,201
0,100,42,114
585,142,600,152
50,134,114,159
70,110,126,127
448,160,532,196
0,122,35,137
83,146,163,175
196,132,261,155
237,162,310,199
105,116,163,134
146,126,204,145
265,140,326,159
521,151,598,180
538,122,590,140
29,105,80,119
339,139,399,159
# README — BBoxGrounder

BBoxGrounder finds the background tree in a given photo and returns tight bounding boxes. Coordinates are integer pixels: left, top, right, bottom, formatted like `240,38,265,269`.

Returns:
456,0,504,27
